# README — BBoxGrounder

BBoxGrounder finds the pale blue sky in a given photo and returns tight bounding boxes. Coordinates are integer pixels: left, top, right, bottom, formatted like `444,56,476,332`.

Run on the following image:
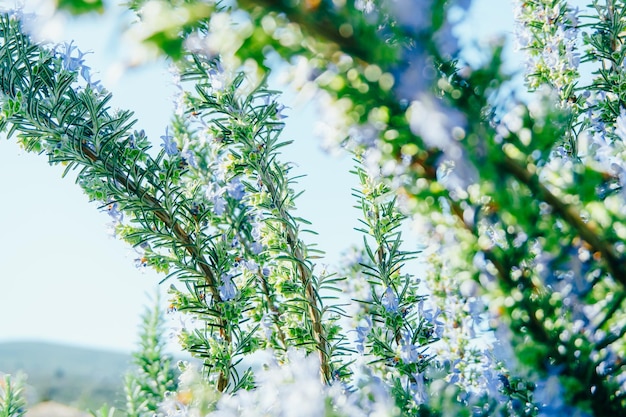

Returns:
0,0,514,353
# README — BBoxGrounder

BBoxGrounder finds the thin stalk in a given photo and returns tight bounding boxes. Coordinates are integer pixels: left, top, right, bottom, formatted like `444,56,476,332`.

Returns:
262,177,332,383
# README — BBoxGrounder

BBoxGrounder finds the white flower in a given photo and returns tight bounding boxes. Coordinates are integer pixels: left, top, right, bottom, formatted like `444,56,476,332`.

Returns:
207,349,325,417
355,0,375,14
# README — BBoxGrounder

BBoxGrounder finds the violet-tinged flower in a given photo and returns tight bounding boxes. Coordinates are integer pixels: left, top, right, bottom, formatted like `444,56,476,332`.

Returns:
381,285,399,312
260,314,275,340
466,298,485,327
230,236,240,248
208,62,227,93
392,47,431,102
455,0,472,11
131,129,146,149
206,183,227,215
353,317,372,354
274,103,287,120
412,371,428,403
54,40,102,90
388,0,433,33
434,19,460,58
250,216,263,240
160,127,178,156
127,133,137,150
134,255,148,269
480,370,508,398
219,273,237,301
102,202,123,237
347,123,379,149
418,300,444,338
243,259,258,272
263,96,288,120
102,201,123,223
399,331,420,364
615,108,626,142
251,241,264,255
213,197,227,215
181,147,198,168
167,310,199,341
56,40,87,73
131,242,150,271
533,373,593,417
226,177,245,200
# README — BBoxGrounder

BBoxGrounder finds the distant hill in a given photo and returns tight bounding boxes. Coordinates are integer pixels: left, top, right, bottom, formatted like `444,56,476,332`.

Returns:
0,341,132,411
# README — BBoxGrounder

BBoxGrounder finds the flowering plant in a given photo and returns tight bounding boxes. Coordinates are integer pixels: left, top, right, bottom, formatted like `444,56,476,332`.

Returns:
1,0,626,416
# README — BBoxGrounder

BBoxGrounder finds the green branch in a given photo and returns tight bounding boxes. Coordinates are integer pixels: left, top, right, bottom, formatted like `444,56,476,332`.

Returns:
0,14,232,391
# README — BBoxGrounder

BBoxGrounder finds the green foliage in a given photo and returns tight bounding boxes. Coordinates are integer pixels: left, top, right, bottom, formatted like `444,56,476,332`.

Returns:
3,0,626,415
172,53,338,385
124,294,178,417
88,404,117,417
0,374,27,417
56,0,104,15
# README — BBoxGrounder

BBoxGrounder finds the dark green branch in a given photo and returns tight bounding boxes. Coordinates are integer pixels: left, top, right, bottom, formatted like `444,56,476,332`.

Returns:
498,154,626,285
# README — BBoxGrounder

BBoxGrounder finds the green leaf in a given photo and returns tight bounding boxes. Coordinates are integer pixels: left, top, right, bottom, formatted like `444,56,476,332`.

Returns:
56,0,105,15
